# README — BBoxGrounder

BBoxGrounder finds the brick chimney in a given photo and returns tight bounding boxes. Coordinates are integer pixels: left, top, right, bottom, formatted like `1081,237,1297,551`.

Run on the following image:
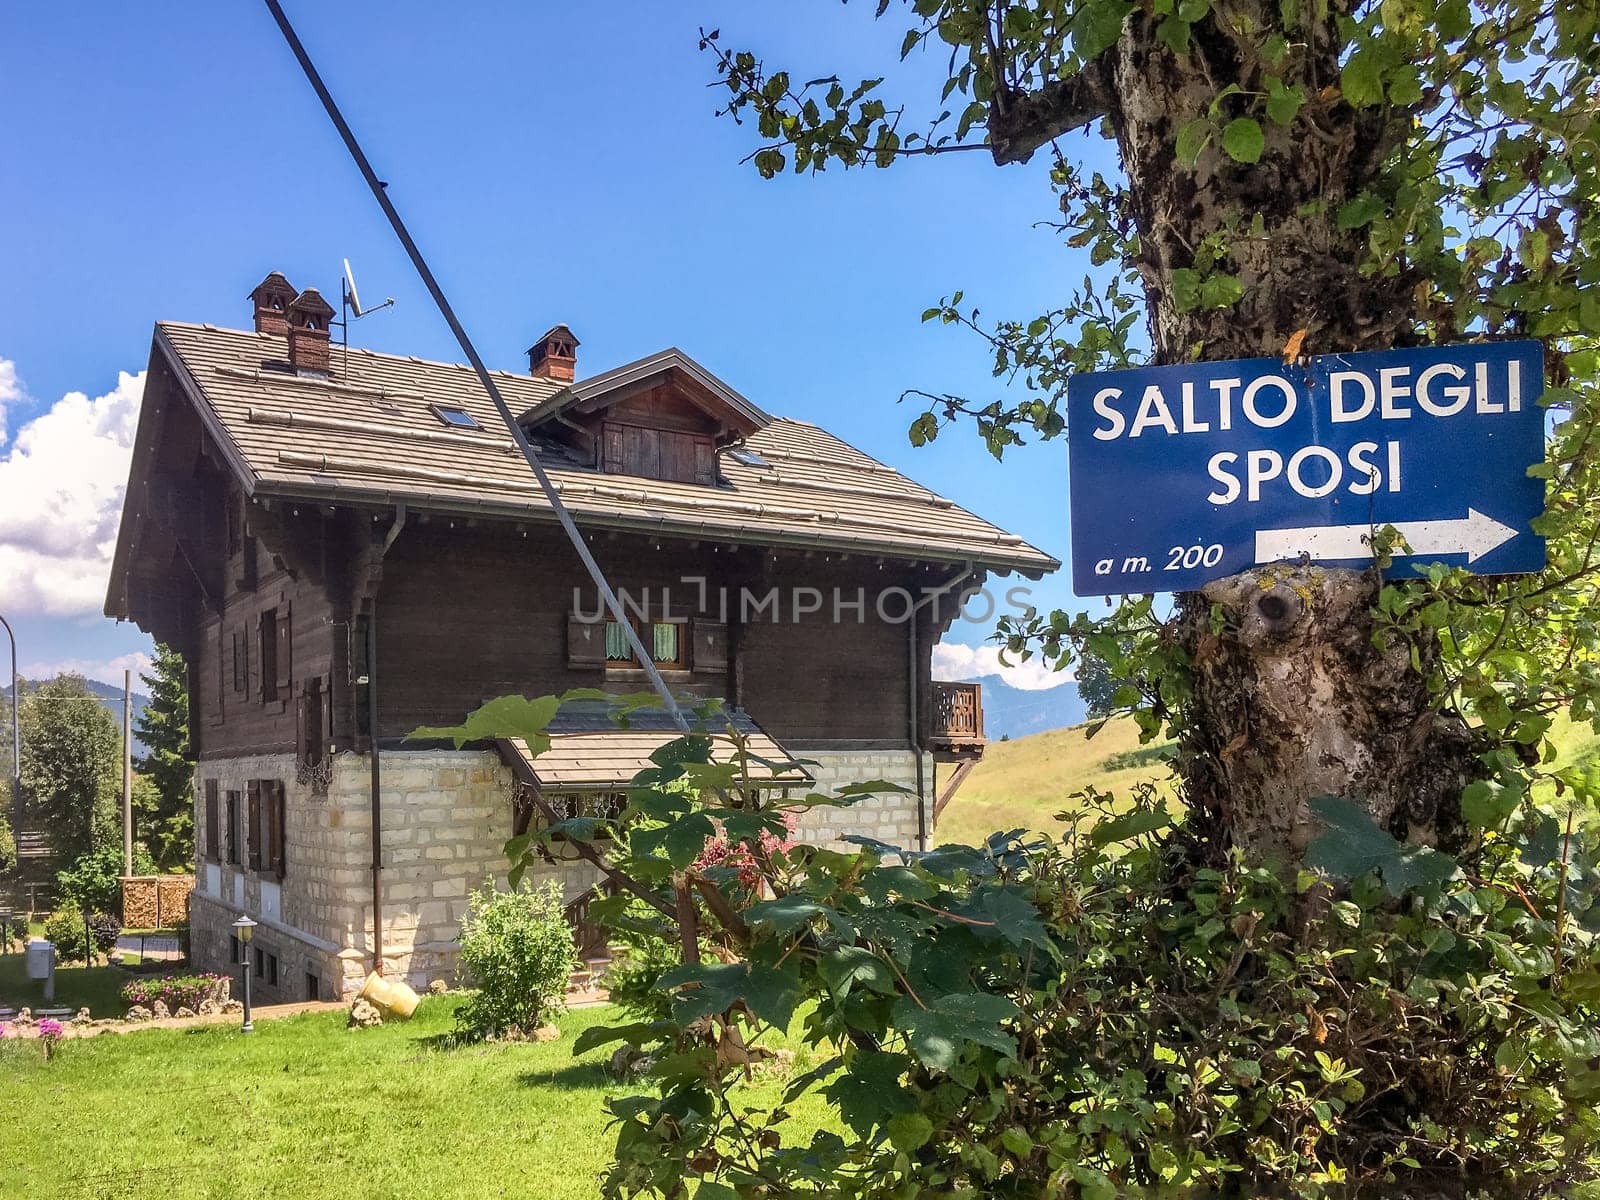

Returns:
249,271,297,336
286,288,336,375
527,324,580,383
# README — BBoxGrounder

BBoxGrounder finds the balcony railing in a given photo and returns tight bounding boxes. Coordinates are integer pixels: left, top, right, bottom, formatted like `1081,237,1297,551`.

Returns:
930,681,984,748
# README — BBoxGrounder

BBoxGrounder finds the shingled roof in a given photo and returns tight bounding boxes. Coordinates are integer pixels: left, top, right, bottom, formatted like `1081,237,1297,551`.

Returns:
148,321,1059,575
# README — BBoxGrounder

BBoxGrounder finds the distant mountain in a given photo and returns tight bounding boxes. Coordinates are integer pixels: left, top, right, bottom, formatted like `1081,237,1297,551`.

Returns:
1,677,152,759
960,678,1089,742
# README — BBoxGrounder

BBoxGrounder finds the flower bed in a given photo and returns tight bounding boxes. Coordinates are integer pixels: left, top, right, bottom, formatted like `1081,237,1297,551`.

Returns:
119,973,229,1012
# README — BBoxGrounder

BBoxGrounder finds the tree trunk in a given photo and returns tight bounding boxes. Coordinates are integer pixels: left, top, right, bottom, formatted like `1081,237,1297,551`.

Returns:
1174,567,1477,860
1104,14,1478,857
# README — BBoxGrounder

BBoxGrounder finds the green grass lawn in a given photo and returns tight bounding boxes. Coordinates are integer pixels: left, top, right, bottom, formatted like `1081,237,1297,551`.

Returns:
0,996,829,1200
0,952,130,1017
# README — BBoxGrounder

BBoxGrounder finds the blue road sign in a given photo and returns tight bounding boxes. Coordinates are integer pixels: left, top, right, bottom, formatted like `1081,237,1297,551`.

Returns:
1066,340,1546,596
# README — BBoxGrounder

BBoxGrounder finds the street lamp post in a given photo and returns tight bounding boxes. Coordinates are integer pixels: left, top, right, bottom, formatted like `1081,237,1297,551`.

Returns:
232,915,257,1033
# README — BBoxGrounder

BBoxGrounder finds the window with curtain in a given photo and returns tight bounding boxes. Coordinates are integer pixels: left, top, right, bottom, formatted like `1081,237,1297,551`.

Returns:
604,619,685,669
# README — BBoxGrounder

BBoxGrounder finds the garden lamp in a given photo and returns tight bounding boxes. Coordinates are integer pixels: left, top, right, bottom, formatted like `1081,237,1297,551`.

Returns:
232,915,256,1033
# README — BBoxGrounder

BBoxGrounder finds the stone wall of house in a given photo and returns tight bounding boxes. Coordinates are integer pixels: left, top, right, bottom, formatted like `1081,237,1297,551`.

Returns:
190,750,598,1000
788,749,931,852
190,746,929,1000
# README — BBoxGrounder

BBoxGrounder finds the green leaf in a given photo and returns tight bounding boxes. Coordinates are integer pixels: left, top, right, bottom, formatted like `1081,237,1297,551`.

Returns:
1305,796,1459,897
408,693,560,749
572,1020,666,1055
893,992,1019,1069
1073,0,1131,61
1170,268,1202,312
1175,117,1212,166
1265,78,1305,125
1460,779,1521,830
962,885,1052,948
887,1112,934,1151
746,895,833,936
1337,192,1386,229
658,961,805,1029
696,1184,739,1200
1000,1125,1034,1156
663,813,716,868
1156,15,1190,55
1221,118,1264,164
823,1051,915,1134
1198,273,1244,308
819,946,896,998
1090,807,1171,846
1340,45,1389,108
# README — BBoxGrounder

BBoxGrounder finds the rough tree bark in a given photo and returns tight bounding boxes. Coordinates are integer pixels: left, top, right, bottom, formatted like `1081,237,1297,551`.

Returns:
990,9,1478,860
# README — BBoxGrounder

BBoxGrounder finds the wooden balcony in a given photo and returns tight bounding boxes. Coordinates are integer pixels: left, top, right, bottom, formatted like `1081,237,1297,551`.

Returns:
930,681,985,753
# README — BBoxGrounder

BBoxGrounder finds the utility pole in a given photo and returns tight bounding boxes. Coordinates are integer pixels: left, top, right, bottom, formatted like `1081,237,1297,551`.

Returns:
0,614,18,854
122,668,133,877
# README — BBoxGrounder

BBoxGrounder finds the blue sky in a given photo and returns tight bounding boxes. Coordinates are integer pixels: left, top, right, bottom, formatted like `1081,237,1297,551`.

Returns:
0,1,1106,692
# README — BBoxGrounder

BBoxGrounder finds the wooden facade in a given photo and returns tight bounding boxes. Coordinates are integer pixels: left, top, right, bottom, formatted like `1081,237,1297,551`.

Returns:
107,310,1055,777
116,372,977,768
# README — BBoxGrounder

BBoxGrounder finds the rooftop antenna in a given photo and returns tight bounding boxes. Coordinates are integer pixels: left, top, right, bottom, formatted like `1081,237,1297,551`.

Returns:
336,257,394,375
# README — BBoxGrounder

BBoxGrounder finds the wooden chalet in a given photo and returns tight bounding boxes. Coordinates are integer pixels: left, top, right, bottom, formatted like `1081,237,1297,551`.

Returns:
103,272,1057,998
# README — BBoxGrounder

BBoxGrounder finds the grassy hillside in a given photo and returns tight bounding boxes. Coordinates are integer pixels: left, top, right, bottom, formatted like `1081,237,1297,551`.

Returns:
936,718,1174,847
936,712,1600,848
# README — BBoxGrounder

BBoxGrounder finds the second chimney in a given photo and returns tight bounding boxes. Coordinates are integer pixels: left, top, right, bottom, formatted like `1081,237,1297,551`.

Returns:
528,324,580,383
286,288,336,376
249,271,297,336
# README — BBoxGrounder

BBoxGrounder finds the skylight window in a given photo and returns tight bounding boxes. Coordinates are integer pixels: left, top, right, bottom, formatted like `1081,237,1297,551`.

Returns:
726,447,770,468
430,403,481,430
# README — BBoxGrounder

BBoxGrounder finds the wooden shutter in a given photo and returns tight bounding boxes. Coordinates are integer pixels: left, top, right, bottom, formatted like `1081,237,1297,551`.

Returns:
693,438,714,485
204,780,220,863
211,624,226,726
275,601,293,695
693,620,728,674
623,425,661,477
246,781,262,870
257,612,273,702
602,423,624,473
271,781,287,881
225,791,241,865
568,615,606,668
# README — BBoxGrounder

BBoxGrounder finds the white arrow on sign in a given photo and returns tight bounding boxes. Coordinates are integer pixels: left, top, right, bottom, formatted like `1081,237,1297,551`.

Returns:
1255,508,1518,565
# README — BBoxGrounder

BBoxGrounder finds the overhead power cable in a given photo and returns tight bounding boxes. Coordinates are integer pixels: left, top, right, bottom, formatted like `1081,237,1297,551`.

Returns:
261,0,690,734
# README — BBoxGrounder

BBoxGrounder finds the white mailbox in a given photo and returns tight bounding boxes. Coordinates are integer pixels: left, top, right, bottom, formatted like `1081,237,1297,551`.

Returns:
25,939,55,981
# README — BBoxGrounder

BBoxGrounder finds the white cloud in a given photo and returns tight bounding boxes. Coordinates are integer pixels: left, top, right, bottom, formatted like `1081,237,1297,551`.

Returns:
0,357,21,446
0,359,144,616
20,651,153,690
932,641,1074,691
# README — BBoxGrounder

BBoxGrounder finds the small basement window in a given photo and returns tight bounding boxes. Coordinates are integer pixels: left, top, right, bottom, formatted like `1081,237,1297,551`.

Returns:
429,403,481,430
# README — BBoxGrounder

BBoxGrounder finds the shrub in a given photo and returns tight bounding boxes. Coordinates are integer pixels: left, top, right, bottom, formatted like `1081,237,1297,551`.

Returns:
41,908,91,963
55,842,155,917
455,879,578,1040
119,973,227,1011
588,784,1600,1199
87,912,122,956
603,921,687,1022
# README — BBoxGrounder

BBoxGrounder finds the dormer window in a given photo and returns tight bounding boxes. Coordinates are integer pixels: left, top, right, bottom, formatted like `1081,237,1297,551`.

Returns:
601,422,714,485
430,404,481,430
